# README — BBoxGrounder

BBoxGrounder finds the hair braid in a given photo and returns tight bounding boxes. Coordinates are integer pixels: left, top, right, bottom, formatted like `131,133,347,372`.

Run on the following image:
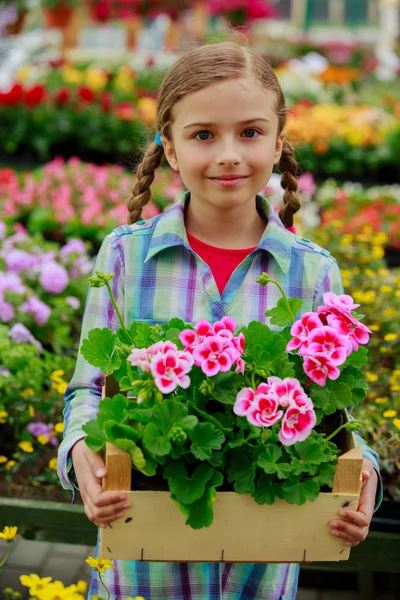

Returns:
278,139,301,228
127,141,164,224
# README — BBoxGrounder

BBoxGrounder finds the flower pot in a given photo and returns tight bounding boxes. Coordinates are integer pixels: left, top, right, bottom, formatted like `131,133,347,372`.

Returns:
42,4,74,29
99,378,363,563
5,9,28,35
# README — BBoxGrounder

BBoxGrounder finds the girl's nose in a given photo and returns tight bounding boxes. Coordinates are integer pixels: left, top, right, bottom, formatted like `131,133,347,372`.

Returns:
215,139,241,165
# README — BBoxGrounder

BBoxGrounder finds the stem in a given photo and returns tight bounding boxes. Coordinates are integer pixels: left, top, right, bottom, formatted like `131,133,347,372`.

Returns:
104,280,132,344
0,544,12,569
268,277,295,323
325,422,350,442
251,371,256,390
98,571,110,600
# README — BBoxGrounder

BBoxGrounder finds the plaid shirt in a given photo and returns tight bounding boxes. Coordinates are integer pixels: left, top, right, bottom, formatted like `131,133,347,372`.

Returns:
58,192,381,600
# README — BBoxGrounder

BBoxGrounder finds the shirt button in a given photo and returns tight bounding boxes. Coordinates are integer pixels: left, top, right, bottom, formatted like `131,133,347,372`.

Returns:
137,219,145,225
302,237,311,242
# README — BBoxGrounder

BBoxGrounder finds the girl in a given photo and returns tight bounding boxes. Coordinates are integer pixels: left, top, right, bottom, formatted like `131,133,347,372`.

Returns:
57,41,381,600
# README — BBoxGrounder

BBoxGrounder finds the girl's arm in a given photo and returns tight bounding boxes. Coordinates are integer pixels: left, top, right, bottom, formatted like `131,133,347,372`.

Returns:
312,258,383,512
57,234,125,501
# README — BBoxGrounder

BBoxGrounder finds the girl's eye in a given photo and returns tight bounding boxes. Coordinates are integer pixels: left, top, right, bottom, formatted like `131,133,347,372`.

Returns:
243,128,260,138
194,129,260,141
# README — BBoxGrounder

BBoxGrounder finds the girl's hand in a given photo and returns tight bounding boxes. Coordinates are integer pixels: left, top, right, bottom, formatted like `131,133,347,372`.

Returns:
330,459,378,547
71,438,131,529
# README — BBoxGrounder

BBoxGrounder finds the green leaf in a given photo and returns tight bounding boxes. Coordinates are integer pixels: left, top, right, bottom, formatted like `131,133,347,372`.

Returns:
127,407,153,424
282,477,320,504
161,318,187,332
211,372,242,405
152,400,189,435
103,421,141,444
143,422,171,456
82,419,106,452
113,438,145,470
265,297,303,327
98,394,129,425
242,322,287,369
227,451,256,494
254,474,277,505
80,328,120,375
257,445,282,474
189,422,225,460
294,435,328,465
192,405,232,433
343,346,368,369
339,366,368,407
129,322,161,348
270,355,295,379
164,462,214,504
314,463,337,487
310,381,352,415
175,471,223,529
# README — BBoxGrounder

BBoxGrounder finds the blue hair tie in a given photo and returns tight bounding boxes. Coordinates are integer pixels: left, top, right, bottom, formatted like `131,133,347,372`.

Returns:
154,132,163,147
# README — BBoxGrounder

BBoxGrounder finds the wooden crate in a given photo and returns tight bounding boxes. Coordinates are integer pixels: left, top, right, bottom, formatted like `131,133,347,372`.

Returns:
100,378,363,563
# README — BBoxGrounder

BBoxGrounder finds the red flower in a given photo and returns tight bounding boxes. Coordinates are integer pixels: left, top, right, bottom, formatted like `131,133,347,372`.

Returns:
1,83,23,106
24,85,47,107
0,168,18,187
55,88,71,106
77,86,95,103
100,91,112,112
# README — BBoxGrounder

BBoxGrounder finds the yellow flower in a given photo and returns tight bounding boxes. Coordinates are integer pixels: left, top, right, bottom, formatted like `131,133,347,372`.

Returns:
342,278,350,288
391,385,400,391
379,419,387,425
76,580,87,594
23,387,35,397
383,410,396,418
29,404,35,417
365,268,375,278
85,68,108,91
365,372,378,382
369,324,380,332
380,285,392,294
0,455,8,463
372,245,384,259
393,419,400,430
384,333,398,342
18,441,34,453
0,410,9,424
62,67,83,85
85,556,116,573
5,460,16,470
54,423,64,433
0,526,18,542
20,574,52,595
378,268,390,276
50,369,65,382
48,457,57,471
54,381,68,395
35,581,83,600
37,435,49,445
15,66,30,83
375,397,389,404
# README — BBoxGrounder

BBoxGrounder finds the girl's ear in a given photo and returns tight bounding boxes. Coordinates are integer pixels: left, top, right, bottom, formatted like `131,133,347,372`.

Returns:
162,137,179,172
274,130,286,165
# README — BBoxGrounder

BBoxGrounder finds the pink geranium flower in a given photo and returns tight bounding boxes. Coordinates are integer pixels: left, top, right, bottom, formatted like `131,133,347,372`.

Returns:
193,335,233,376
303,354,341,386
247,394,283,428
286,313,323,356
319,292,360,316
233,387,255,416
278,405,316,446
266,376,312,409
306,326,349,366
127,347,151,373
150,348,194,394
327,312,371,352
179,319,214,353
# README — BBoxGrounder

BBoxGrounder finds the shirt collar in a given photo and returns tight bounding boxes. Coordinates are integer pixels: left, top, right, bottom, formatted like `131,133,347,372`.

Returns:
144,191,293,275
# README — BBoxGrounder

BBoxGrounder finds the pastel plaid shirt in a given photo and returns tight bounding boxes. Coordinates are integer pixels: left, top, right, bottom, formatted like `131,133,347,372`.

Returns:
58,192,381,600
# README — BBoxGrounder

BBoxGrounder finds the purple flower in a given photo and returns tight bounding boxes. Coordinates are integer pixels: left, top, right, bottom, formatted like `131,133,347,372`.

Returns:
69,256,93,279
49,437,59,447
0,272,25,295
0,297,14,322
21,296,51,325
0,366,10,378
65,296,80,310
60,239,87,261
8,323,43,352
5,249,40,273
39,262,69,294
27,422,53,438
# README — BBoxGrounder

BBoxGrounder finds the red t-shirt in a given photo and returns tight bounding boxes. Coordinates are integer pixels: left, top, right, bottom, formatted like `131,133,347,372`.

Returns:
187,232,257,295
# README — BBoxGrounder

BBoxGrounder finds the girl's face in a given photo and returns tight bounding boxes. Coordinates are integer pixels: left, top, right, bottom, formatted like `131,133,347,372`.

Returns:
162,77,284,214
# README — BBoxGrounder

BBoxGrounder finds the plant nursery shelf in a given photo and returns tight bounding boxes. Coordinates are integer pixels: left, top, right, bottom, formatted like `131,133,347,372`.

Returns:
0,497,96,545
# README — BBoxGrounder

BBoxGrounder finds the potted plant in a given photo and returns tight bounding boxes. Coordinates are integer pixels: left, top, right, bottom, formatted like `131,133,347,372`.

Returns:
80,269,372,561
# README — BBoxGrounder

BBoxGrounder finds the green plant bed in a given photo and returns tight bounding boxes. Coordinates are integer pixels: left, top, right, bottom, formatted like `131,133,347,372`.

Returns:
0,497,96,545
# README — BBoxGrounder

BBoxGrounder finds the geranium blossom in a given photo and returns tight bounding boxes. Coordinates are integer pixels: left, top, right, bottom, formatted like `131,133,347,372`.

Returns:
286,312,323,355
278,405,316,446
266,376,313,409
150,347,194,394
233,387,255,416
306,326,350,364
303,353,341,386
326,312,371,352
193,335,234,376
247,394,283,428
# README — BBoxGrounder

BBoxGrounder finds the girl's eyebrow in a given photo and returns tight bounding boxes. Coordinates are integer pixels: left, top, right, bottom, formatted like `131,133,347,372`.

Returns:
183,118,270,129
